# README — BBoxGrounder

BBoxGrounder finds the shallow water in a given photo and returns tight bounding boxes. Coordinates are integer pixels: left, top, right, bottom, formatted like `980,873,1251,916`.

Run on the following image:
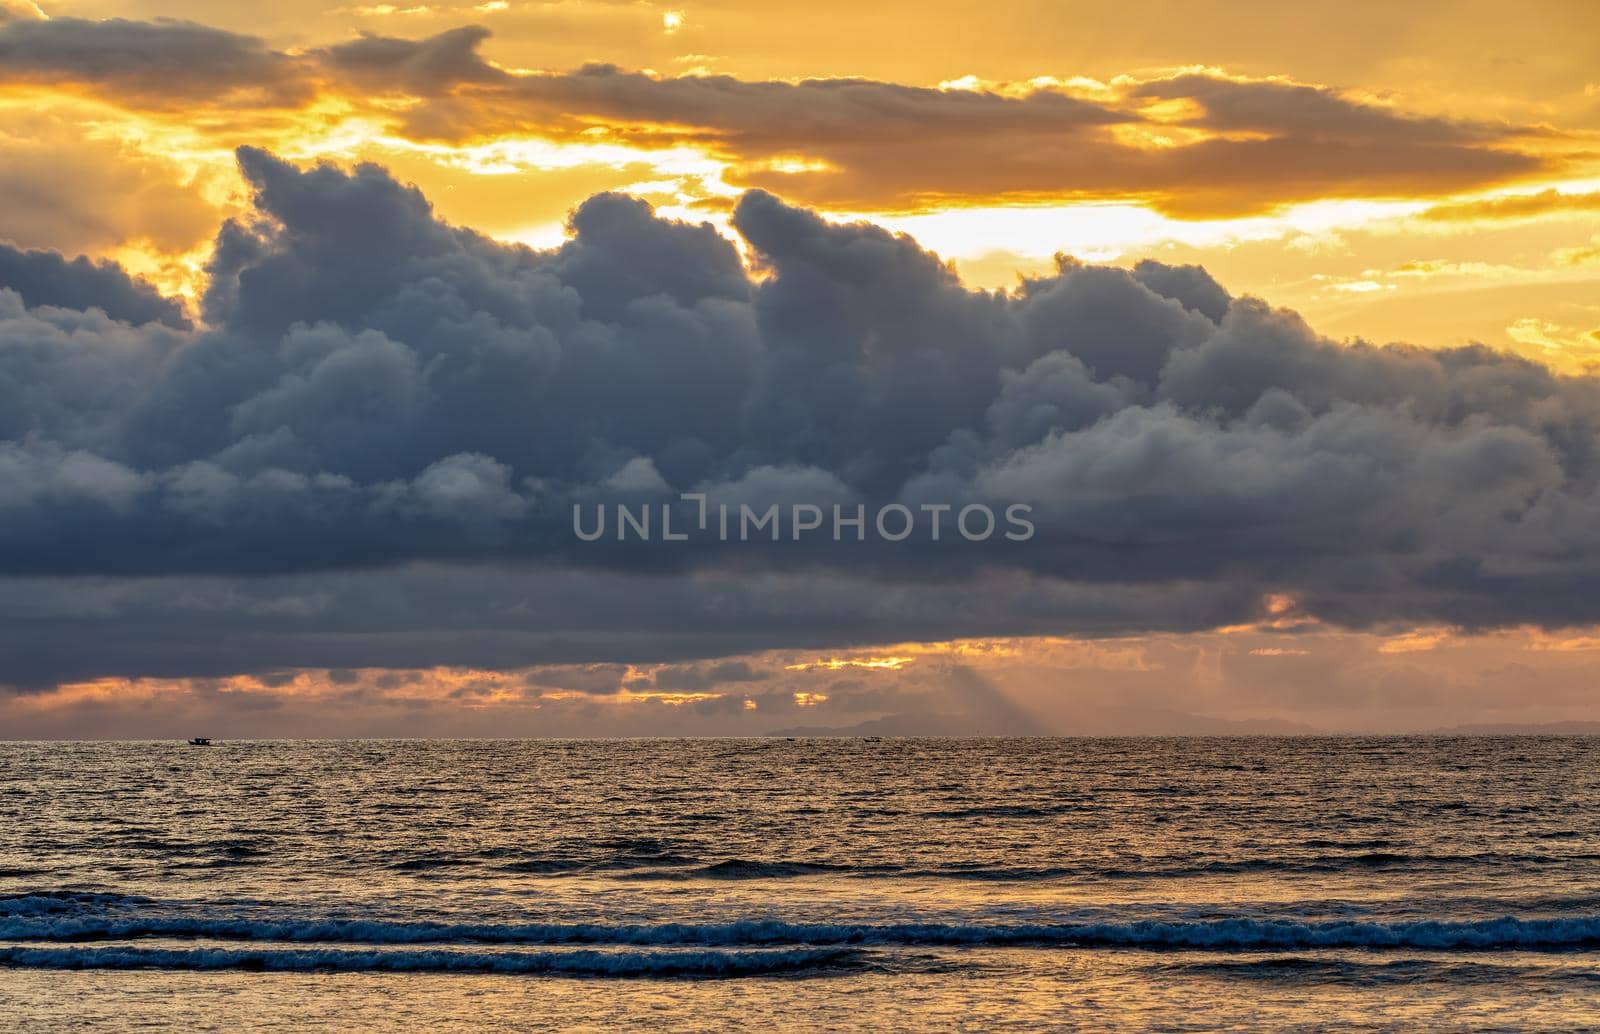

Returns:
2,737,1599,1029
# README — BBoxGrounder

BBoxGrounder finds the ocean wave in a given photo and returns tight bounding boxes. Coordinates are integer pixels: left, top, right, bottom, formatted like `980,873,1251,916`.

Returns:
611,859,1076,880
651,860,886,880
0,944,864,978
387,850,705,876
547,852,1586,882
919,805,1081,819
0,892,153,917
1157,957,1600,985
492,853,701,875
85,845,1581,884
1086,852,1588,879
389,856,469,872
8,915,1600,951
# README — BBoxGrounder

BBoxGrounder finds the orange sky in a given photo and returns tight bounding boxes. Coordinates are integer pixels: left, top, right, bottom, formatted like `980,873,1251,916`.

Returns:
12,620,1600,737
3,0,1598,364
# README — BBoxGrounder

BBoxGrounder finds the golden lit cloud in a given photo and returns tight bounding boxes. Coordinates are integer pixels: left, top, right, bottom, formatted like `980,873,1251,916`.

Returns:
1554,235,1600,267
0,20,1571,217
14,620,1600,737
1421,188,1600,223
1377,628,1453,654
784,656,916,672
0,11,1592,368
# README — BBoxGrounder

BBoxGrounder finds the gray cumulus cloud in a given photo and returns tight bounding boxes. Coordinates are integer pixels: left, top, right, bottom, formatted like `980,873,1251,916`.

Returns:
3,147,1600,688
0,243,188,328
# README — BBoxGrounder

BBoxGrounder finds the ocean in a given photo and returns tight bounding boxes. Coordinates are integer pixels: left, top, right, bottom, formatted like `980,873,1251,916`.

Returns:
2,737,1598,1030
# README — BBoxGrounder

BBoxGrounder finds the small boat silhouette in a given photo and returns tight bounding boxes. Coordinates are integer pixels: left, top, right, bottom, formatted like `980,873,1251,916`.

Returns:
187,737,212,746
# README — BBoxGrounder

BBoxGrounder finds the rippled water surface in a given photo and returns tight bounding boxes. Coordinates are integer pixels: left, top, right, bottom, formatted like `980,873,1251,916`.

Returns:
3,737,1599,1029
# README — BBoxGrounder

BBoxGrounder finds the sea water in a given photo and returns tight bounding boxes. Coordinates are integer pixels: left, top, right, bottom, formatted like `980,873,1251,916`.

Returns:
2,737,1598,1030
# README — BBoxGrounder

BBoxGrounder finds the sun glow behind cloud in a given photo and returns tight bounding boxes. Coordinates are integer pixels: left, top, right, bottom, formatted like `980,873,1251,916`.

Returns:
0,7,1591,340
12,622,1600,737
866,197,1434,268
0,3,1594,364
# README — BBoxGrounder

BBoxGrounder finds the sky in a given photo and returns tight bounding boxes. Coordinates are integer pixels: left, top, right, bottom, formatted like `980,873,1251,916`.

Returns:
2,0,1600,736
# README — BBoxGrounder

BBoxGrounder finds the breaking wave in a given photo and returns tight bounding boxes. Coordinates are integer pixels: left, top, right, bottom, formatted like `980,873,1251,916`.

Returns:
0,944,865,978
7,913,1600,952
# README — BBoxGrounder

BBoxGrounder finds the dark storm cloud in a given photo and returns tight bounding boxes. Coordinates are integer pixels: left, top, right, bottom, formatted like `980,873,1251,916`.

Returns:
0,567,1257,691
1129,260,1231,325
652,660,770,691
6,147,1600,687
0,244,188,328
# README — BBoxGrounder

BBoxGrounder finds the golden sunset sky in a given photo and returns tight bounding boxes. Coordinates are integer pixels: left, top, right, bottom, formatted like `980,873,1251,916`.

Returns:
5,0,1598,362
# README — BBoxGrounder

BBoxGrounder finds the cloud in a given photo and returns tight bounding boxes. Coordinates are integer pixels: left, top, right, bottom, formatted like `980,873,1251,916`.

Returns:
0,244,188,327
0,17,314,108
0,0,44,23
1128,74,1527,147
346,43,1553,214
1418,189,1600,223
0,19,1557,216
651,660,769,691
318,24,503,94
4,148,1600,689
0,565,1255,692
729,70,1544,214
